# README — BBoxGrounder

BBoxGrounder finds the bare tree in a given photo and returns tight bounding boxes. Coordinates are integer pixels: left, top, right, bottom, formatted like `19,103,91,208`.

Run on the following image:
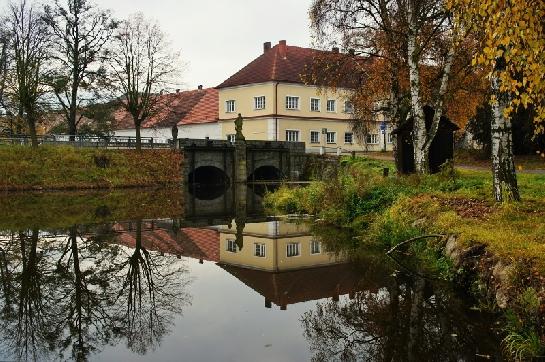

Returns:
5,0,50,147
42,0,116,139
109,13,181,151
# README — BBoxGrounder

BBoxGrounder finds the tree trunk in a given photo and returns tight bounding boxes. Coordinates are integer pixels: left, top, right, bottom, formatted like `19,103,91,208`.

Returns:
135,123,142,151
490,75,520,202
407,3,428,174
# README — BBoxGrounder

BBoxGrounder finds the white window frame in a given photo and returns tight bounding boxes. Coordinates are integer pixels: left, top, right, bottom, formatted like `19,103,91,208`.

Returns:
310,130,320,144
226,100,236,113
254,96,266,110
285,129,300,142
226,239,238,253
326,99,336,113
344,101,354,114
387,132,393,143
310,240,321,255
254,243,266,258
366,133,379,145
286,242,300,257
227,134,236,143
285,96,300,110
344,132,353,144
310,98,321,112
326,131,337,144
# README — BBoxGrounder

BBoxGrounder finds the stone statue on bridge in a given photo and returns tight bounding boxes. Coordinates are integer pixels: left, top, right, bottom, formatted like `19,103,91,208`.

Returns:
234,113,245,141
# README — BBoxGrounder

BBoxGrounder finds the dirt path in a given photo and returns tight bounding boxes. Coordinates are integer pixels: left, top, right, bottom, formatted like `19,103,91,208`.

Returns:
359,153,545,175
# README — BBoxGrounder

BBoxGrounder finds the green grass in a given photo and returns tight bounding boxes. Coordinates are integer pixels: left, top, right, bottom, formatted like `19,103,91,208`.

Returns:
0,145,183,191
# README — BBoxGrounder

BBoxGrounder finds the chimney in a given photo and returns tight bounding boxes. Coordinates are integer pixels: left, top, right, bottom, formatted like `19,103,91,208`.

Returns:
278,40,287,58
332,47,339,54
176,89,180,93
198,85,203,90
348,48,355,56
263,41,272,53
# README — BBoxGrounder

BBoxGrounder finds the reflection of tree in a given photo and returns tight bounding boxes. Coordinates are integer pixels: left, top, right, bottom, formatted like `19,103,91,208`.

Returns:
52,226,119,361
0,230,52,361
116,219,191,355
0,221,192,361
301,274,500,361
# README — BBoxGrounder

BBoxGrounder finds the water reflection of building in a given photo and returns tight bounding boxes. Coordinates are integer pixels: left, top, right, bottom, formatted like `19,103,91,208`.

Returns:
110,219,362,310
217,220,338,272
216,220,361,310
112,221,220,263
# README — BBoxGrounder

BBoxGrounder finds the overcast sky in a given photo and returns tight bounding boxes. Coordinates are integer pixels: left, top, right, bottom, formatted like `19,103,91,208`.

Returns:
93,0,315,90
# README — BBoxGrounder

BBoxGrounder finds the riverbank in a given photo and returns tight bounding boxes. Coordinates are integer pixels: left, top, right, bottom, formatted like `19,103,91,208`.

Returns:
264,157,545,359
0,145,183,191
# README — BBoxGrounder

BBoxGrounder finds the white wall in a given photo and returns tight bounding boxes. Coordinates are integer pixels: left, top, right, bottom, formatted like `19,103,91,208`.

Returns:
114,123,221,143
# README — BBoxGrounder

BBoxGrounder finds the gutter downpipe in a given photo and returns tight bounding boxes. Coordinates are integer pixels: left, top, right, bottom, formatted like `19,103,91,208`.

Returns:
274,81,279,141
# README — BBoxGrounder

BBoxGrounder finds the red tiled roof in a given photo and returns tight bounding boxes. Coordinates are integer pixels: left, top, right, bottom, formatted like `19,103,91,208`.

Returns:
114,88,218,130
216,41,365,89
217,42,316,88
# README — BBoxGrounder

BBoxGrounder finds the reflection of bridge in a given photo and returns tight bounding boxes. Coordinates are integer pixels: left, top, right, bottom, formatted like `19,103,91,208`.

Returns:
179,139,306,185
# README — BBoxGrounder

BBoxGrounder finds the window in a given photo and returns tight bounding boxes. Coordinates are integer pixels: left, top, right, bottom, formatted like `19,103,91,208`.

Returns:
366,133,379,144
387,132,393,143
254,243,266,257
227,134,236,143
286,242,300,257
344,101,354,113
326,131,336,144
254,96,266,110
286,96,299,110
286,130,300,142
310,98,320,112
311,240,321,255
310,131,320,144
344,132,353,144
226,100,236,113
327,99,336,112
227,239,238,253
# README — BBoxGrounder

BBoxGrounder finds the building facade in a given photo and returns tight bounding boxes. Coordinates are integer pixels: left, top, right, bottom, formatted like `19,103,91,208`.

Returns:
216,40,394,152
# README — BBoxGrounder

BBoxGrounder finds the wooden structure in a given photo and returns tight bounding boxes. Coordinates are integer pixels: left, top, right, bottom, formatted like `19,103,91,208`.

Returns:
393,106,459,174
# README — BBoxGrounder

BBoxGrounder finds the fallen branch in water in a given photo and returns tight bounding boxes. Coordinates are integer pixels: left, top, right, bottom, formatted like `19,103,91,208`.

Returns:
386,234,445,255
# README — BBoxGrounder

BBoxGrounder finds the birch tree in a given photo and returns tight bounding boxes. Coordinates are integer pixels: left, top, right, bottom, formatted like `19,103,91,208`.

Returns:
0,26,9,113
5,0,50,147
109,13,181,151
309,0,476,174
448,0,545,201
42,0,116,139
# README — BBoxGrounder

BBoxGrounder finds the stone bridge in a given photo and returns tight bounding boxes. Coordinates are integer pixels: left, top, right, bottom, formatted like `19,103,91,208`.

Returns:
178,139,306,186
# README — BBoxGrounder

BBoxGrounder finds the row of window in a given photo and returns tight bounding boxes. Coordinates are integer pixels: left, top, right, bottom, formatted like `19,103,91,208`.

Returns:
226,240,322,257
225,97,354,113
285,130,393,144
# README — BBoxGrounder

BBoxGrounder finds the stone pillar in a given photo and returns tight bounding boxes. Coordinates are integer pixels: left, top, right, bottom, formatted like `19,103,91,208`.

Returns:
234,141,247,184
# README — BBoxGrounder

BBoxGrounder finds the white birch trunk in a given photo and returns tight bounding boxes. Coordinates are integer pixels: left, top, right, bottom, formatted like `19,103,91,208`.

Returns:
490,75,520,202
407,11,428,174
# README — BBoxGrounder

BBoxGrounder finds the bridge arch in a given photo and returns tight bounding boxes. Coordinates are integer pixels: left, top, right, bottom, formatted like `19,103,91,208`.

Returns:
247,165,283,182
188,166,230,200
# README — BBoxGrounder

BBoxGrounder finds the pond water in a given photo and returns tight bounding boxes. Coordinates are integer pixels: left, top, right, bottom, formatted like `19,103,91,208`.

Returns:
0,186,503,361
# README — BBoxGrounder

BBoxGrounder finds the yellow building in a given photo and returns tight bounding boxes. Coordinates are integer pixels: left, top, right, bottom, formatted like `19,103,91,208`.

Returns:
217,219,340,272
216,40,394,153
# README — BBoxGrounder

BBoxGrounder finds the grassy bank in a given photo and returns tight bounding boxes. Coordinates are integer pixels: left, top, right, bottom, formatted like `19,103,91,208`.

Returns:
265,157,545,358
0,145,183,191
